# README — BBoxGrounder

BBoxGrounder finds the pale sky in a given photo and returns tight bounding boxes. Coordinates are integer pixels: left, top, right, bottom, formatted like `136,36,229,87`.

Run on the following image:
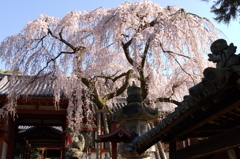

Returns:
0,0,240,70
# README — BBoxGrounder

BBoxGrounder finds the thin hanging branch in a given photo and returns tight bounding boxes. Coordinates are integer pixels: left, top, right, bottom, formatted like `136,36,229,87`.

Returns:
159,41,196,84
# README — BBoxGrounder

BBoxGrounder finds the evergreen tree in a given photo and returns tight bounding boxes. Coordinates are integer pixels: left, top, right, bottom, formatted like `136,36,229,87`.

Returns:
202,0,240,24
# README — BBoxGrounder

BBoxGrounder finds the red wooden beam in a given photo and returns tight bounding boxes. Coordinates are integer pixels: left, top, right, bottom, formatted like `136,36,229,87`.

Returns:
111,121,118,159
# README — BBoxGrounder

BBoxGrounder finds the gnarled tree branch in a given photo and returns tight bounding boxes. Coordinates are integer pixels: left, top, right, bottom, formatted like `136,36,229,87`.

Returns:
122,38,134,65
103,69,133,101
157,97,182,106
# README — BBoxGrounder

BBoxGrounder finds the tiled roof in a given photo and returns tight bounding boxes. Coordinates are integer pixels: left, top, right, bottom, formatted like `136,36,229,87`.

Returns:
18,125,62,132
0,74,131,116
16,126,63,148
18,126,62,136
109,102,127,114
0,74,170,118
0,73,54,98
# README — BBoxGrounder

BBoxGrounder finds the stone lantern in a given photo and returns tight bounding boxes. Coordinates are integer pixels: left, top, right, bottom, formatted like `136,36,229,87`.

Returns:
116,82,159,159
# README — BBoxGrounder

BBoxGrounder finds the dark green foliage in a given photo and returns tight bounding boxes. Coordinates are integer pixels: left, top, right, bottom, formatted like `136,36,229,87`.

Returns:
14,143,23,156
30,149,42,159
202,0,240,24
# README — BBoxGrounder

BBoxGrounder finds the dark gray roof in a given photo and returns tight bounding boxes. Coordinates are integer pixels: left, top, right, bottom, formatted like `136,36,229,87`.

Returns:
0,73,54,98
18,125,62,132
0,74,129,114
0,74,170,118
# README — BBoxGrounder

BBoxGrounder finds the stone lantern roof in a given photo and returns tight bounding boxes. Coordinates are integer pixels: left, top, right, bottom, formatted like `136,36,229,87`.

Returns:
116,82,159,124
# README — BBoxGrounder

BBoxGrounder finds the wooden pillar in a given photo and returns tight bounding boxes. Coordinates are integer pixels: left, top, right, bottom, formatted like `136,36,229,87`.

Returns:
23,141,30,159
0,137,3,158
0,119,6,158
103,112,112,157
24,142,27,159
61,136,66,159
41,149,44,159
97,113,102,159
169,141,176,159
111,121,118,159
61,118,67,159
26,143,30,159
24,142,28,159
6,118,16,159
22,141,26,159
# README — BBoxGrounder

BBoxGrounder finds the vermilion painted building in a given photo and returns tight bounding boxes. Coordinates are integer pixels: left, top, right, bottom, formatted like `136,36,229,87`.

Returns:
0,73,123,159
0,73,170,159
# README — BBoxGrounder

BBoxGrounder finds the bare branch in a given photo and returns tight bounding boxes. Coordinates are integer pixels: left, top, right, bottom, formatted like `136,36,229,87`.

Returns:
159,41,193,60
172,54,196,84
157,97,182,106
95,71,120,80
159,41,196,84
103,69,133,101
141,38,151,69
48,28,86,52
122,38,134,65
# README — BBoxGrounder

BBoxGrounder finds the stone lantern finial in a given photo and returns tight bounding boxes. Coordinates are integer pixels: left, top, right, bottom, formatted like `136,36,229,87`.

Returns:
127,81,143,104
127,81,141,95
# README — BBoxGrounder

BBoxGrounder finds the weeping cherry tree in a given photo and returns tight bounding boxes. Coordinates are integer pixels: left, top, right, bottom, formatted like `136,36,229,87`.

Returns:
0,1,220,131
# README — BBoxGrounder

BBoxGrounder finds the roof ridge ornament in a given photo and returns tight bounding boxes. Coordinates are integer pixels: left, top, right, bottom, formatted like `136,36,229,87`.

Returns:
208,39,239,68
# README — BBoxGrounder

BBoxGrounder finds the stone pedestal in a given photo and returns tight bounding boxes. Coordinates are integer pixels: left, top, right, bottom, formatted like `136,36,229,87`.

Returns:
116,82,159,159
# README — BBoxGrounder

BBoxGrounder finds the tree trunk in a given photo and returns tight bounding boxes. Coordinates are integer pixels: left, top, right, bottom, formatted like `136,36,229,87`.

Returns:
149,123,167,159
148,123,160,159
102,112,112,157
157,141,167,159
97,113,101,159
154,151,160,159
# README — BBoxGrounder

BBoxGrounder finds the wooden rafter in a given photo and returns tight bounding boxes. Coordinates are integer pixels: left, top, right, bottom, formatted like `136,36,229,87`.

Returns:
170,126,240,159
